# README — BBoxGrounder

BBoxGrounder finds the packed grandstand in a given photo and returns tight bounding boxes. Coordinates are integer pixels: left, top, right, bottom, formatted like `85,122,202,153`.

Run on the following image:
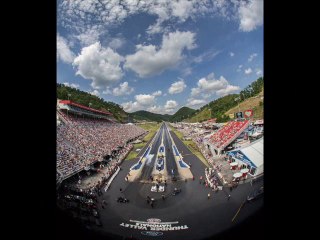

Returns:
57,100,147,182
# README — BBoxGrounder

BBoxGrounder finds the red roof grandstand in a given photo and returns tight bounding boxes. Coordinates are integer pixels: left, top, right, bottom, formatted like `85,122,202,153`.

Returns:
210,120,249,150
59,100,112,116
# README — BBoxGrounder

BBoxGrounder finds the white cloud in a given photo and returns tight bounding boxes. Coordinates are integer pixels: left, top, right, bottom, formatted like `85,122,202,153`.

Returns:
112,82,134,96
121,93,157,112
146,100,178,114
245,68,253,74
147,105,164,114
135,94,156,106
248,53,258,62
194,49,221,63
152,90,162,96
171,0,194,21
90,89,100,97
164,100,178,113
63,82,79,89
146,19,165,35
73,42,124,89
122,101,141,113
108,37,125,50
230,52,235,57
187,98,206,108
191,72,240,98
237,64,243,72
256,68,263,76
124,31,196,78
216,85,242,96
57,34,75,64
168,79,187,94
239,0,264,32
75,27,102,46
59,0,258,38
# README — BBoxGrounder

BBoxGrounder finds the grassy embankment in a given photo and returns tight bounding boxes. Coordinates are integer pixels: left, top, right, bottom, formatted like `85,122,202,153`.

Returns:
170,127,210,167
126,122,160,160
224,91,264,120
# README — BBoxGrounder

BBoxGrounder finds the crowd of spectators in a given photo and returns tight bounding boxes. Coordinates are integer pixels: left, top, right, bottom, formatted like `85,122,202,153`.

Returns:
205,168,222,190
57,113,146,179
209,120,249,148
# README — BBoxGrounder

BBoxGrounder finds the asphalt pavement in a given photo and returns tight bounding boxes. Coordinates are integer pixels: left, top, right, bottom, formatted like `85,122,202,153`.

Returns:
79,122,263,240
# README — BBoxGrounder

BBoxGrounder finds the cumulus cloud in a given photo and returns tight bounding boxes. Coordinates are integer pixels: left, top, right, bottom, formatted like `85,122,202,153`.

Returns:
230,52,235,57
124,31,196,77
164,100,178,113
63,82,79,89
152,90,162,96
191,72,240,98
248,53,258,62
135,94,156,106
112,82,134,96
122,101,141,113
57,34,75,63
239,0,264,32
168,79,187,94
256,68,263,76
90,89,100,97
216,85,241,96
75,27,102,46
108,37,126,50
147,100,178,114
186,98,206,108
121,91,168,113
121,93,156,112
73,42,124,89
245,68,252,74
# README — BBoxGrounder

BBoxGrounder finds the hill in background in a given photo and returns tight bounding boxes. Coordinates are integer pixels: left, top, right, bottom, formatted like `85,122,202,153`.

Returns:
170,107,196,122
185,77,263,123
57,83,128,122
57,77,263,123
130,110,171,122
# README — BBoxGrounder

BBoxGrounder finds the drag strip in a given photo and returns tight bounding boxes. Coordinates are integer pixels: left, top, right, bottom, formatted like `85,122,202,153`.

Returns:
138,124,164,181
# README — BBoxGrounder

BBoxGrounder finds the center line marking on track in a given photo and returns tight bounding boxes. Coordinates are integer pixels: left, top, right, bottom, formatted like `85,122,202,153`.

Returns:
232,201,246,222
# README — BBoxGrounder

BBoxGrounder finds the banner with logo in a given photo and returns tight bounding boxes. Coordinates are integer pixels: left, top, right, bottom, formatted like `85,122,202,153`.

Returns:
244,109,253,118
235,112,243,119
227,150,257,168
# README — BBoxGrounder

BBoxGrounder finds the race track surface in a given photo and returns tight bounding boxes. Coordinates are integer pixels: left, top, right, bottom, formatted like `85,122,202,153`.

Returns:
84,122,263,240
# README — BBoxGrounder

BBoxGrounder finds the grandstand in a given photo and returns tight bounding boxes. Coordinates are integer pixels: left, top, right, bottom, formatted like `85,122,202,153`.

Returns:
207,119,250,155
57,100,147,182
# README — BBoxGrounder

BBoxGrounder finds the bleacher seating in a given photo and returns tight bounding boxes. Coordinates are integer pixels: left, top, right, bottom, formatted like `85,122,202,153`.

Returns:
210,120,249,149
57,113,146,179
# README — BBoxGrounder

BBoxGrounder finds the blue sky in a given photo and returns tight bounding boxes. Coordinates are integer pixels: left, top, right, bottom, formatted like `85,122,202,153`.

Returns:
57,0,263,114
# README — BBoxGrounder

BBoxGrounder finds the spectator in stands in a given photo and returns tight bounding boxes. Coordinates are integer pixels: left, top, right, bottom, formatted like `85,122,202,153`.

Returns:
57,113,146,180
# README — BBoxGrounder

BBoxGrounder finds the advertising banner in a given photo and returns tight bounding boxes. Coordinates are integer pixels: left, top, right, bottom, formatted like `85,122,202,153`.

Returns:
244,109,253,118
229,113,234,119
228,150,257,168
235,112,243,118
